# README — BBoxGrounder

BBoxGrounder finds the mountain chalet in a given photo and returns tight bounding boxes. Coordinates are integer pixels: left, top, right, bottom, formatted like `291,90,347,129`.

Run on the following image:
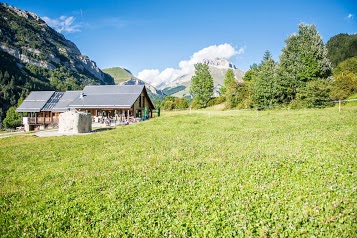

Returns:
16,85,155,131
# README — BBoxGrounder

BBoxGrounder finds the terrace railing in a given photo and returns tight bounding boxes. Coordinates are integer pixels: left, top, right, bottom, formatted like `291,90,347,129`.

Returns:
28,117,53,124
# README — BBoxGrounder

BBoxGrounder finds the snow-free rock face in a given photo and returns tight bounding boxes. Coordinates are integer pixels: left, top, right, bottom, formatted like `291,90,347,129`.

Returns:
202,58,237,69
58,111,92,134
0,43,56,70
0,3,113,84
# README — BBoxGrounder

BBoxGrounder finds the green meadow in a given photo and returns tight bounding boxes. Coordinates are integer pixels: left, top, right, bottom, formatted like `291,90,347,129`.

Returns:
1,107,356,237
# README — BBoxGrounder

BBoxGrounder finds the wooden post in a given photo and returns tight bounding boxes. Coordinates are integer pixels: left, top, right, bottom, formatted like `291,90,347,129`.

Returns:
339,100,341,112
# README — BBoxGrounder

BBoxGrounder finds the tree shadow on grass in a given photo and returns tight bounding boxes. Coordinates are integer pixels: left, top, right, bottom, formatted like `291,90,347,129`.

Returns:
91,127,115,133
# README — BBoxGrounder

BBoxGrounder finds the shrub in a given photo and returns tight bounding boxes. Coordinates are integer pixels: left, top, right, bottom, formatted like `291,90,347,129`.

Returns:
292,79,333,108
3,106,22,129
162,101,175,110
174,97,189,109
330,72,357,100
207,96,225,107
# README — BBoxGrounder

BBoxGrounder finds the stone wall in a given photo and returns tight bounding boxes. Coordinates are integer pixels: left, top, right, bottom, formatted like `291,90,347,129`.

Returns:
58,111,92,133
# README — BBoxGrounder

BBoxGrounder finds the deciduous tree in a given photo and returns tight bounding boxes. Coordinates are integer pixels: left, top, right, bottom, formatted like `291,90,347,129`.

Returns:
278,23,332,103
3,98,23,129
190,63,214,108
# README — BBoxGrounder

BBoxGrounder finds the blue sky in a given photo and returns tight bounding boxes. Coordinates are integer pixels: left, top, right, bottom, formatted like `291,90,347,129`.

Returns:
3,0,357,81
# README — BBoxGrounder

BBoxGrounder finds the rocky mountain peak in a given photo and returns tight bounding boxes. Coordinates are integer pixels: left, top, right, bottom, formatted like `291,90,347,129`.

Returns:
2,3,44,23
202,58,237,69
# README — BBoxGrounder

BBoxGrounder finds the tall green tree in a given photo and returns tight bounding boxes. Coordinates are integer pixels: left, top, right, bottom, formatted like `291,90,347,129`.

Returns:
220,69,236,96
253,51,279,107
243,64,258,82
278,23,332,103
190,63,214,108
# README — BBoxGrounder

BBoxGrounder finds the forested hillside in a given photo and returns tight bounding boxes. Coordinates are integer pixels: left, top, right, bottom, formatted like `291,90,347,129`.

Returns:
326,33,357,67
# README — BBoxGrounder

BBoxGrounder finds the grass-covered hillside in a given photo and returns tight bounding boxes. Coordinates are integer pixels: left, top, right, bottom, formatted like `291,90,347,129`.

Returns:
102,67,134,84
1,107,356,237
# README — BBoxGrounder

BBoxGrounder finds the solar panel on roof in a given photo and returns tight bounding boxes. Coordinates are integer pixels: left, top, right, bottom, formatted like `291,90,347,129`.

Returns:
41,92,64,111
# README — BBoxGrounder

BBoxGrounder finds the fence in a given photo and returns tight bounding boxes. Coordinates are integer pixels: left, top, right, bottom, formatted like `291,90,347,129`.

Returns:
331,99,357,112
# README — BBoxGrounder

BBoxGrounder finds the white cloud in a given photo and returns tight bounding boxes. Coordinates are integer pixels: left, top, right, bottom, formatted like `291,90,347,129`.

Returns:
137,69,160,83
237,46,245,55
42,16,81,33
137,43,244,87
346,13,354,20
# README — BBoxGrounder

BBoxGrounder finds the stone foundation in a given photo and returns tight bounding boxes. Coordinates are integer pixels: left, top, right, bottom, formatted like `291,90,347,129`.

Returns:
58,111,92,133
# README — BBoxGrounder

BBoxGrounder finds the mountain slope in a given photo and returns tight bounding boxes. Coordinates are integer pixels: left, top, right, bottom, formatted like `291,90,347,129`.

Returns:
0,3,114,120
102,67,133,84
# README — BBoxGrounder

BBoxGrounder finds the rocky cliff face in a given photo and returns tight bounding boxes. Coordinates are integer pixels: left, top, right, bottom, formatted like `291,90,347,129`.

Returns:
203,58,237,69
0,3,113,84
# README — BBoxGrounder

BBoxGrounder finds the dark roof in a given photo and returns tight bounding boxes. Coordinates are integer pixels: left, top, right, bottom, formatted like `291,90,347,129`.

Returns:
52,91,81,112
16,91,55,112
68,85,155,109
83,85,145,95
68,93,139,109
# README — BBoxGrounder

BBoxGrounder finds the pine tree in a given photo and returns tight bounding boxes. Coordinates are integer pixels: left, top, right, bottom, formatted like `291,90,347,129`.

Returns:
253,51,279,107
190,63,214,108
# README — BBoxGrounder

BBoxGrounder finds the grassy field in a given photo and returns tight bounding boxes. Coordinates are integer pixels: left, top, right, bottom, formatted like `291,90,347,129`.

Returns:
0,107,356,237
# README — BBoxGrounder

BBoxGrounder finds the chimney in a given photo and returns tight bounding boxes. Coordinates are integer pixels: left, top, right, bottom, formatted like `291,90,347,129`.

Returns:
79,92,84,98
